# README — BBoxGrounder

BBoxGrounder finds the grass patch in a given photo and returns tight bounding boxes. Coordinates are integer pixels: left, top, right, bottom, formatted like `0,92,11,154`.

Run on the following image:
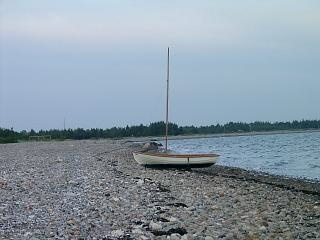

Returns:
0,137,18,144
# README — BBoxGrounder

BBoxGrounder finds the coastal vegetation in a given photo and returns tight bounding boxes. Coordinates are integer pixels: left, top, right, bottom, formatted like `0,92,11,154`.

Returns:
0,119,319,143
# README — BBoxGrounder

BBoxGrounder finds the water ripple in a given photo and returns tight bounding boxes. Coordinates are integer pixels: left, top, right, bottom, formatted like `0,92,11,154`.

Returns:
164,131,320,180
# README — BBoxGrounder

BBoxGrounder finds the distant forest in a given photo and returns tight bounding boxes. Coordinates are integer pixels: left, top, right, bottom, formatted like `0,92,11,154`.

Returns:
0,120,320,143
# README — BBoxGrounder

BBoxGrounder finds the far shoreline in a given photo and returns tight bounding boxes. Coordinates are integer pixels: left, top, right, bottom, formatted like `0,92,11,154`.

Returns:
126,128,320,143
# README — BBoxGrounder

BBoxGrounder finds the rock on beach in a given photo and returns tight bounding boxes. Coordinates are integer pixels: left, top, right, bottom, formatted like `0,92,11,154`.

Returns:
0,139,319,239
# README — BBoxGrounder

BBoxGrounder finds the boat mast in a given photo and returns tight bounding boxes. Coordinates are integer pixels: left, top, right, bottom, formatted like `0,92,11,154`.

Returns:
165,47,170,151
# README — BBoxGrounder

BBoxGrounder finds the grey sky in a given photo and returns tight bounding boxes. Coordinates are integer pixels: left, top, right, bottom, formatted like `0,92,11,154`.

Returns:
0,0,320,130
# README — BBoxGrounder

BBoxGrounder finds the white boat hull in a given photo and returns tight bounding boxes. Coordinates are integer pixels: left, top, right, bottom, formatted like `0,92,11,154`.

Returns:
133,152,219,168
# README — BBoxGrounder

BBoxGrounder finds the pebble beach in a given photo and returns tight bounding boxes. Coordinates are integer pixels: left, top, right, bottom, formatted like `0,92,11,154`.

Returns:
0,140,319,239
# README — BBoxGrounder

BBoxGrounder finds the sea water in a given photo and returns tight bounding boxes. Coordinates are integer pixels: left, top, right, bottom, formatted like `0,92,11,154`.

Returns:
163,131,320,181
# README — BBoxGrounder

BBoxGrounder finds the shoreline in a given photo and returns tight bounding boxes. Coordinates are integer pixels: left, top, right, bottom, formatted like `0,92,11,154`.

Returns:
130,142,320,195
129,129,320,184
0,140,319,239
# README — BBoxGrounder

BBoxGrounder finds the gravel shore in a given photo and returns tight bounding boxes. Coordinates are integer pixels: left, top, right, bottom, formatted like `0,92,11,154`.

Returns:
0,140,319,239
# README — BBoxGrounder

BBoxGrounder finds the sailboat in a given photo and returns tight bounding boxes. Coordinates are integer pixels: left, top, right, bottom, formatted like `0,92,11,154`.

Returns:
133,48,219,168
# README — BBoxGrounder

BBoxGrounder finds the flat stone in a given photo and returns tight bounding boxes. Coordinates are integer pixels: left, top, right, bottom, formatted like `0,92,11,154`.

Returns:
111,229,124,237
132,228,144,234
150,220,162,231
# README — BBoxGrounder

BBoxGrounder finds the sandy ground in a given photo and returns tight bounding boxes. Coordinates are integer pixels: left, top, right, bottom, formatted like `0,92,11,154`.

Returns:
0,140,319,239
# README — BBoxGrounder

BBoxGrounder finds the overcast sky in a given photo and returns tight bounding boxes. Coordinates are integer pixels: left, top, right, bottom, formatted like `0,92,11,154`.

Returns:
0,0,320,130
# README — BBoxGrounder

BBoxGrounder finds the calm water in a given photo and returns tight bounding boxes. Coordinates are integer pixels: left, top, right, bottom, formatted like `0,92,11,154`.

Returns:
163,131,320,181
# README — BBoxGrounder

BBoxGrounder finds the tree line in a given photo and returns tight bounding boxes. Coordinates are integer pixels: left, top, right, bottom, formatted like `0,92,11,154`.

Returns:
1,119,320,143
